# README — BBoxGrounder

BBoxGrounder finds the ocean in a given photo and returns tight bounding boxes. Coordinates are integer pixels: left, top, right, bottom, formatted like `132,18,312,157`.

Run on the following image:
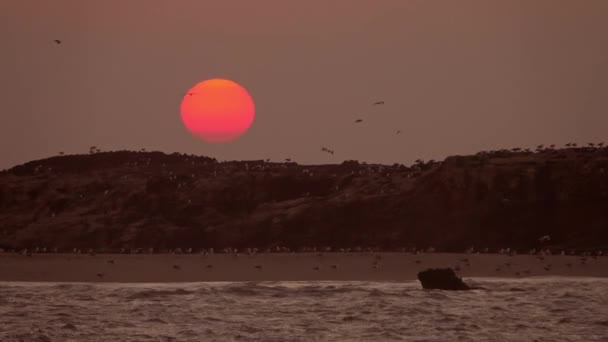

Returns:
0,278,606,342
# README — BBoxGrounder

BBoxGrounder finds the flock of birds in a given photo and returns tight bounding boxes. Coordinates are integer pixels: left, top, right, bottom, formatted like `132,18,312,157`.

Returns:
64,248,608,280
49,37,607,163
53,37,399,161
319,100,401,157
3,229,605,280
3,241,606,281
40,39,607,274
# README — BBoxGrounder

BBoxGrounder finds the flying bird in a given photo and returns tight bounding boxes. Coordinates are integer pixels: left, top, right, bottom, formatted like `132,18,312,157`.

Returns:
396,130,401,134
538,235,551,243
321,147,334,155
372,101,384,106
53,39,62,44
354,119,363,123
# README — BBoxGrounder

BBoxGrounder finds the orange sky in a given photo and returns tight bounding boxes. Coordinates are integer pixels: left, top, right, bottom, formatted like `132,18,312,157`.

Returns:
1,0,607,168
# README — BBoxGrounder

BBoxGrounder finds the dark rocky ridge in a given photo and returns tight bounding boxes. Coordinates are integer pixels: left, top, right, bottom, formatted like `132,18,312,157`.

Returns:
1,146,607,252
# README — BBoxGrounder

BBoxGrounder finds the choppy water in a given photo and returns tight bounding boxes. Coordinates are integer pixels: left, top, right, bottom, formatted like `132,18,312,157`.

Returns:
0,278,607,342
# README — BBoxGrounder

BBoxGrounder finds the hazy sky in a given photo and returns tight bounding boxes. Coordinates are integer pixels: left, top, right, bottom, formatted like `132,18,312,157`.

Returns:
1,0,607,169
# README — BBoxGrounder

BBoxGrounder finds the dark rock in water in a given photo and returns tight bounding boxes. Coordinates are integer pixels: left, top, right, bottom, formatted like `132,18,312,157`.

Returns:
417,268,470,290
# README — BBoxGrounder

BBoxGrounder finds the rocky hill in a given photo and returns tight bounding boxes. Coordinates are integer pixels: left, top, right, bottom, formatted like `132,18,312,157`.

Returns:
1,145,607,252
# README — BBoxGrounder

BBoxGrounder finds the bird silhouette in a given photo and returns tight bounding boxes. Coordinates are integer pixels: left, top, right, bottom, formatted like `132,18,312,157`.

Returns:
53,40,62,44
321,147,334,155
354,119,363,123
538,235,551,243
372,101,384,106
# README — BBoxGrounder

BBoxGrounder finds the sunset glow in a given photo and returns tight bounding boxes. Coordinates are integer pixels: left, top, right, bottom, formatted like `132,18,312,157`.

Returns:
180,79,255,142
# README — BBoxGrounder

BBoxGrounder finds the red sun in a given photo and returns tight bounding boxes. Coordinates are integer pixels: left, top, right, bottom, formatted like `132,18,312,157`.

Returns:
180,78,255,143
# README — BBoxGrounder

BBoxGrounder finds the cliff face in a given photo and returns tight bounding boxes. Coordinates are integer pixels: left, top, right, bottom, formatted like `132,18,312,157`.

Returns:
1,147,607,252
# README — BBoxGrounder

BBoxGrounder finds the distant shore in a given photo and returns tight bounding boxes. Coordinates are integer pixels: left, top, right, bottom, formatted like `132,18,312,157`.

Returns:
1,252,606,282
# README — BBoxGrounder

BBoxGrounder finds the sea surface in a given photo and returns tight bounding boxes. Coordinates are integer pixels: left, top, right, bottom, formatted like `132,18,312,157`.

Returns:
0,278,607,342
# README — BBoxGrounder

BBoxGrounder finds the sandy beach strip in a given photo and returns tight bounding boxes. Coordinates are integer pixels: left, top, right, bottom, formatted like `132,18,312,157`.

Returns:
0,252,606,283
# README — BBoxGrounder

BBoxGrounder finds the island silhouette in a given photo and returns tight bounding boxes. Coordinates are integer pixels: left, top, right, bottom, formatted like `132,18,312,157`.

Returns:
1,144,607,254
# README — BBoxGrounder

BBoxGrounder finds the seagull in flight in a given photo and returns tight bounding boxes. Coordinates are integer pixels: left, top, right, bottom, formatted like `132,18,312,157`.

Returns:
538,235,551,243
321,147,334,155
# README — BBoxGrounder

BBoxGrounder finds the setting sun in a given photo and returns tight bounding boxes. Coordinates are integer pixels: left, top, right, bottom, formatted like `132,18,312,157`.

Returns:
180,78,255,143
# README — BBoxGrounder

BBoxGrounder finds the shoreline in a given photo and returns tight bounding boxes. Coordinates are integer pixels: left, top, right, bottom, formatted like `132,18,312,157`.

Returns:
3,277,608,286
1,253,606,283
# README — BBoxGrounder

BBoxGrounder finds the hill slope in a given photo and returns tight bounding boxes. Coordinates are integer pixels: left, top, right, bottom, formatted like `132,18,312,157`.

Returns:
1,147,607,252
